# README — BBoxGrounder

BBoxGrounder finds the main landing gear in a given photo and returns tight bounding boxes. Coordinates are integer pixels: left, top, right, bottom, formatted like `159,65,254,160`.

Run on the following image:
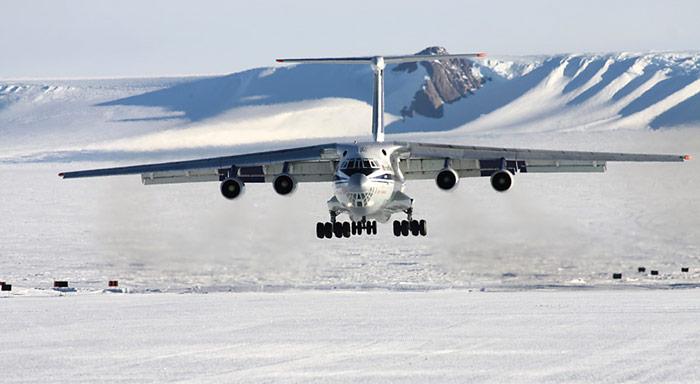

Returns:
316,212,377,239
315,209,428,238
392,208,427,237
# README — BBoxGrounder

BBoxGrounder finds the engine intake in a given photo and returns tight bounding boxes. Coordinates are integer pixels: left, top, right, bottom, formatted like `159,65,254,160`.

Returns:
220,177,245,199
273,174,296,196
490,170,514,192
436,168,459,191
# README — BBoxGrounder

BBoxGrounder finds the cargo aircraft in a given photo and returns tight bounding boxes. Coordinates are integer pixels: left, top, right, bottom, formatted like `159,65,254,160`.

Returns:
60,52,690,239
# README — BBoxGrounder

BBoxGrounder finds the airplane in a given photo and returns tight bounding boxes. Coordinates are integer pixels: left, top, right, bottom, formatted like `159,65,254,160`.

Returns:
59,52,691,239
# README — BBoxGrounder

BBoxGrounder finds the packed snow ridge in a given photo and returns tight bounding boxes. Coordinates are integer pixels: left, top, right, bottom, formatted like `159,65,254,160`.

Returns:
1,49,699,158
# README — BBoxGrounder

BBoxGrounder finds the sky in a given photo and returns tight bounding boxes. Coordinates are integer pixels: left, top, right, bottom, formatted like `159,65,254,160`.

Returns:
1,0,699,79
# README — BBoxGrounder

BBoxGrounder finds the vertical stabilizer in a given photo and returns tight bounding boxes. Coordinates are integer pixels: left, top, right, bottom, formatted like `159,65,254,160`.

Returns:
371,56,385,142
276,52,485,143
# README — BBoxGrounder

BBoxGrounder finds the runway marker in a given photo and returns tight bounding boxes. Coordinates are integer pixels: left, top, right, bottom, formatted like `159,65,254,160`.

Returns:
53,280,76,292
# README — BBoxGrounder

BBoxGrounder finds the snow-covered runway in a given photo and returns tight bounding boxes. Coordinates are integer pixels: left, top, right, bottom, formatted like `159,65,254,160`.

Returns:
2,290,698,383
2,50,699,383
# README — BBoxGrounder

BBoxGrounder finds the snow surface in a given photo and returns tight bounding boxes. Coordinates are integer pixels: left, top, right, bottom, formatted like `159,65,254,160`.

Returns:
1,290,698,383
0,128,698,292
1,52,699,382
0,56,698,291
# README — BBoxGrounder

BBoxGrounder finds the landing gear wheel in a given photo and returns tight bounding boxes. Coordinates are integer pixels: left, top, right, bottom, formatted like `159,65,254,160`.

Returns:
351,221,358,235
410,220,420,236
333,222,343,238
342,222,351,238
368,221,377,235
393,220,401,237
400,220,409,236
316,222,325,239
324,222,333,239
419,219,427,236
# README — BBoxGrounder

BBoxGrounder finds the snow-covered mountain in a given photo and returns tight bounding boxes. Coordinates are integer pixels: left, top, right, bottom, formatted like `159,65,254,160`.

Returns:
392,51,700,134
1,48,699,159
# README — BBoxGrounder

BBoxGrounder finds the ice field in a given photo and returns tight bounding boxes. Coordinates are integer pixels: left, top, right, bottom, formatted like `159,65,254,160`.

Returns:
1,129,699,292
2,290,699,383
2,52,699,382
2,128,698,382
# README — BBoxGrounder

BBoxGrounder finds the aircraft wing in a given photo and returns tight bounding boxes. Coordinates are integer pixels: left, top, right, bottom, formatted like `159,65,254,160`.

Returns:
59,143,341,185
397,141,689,179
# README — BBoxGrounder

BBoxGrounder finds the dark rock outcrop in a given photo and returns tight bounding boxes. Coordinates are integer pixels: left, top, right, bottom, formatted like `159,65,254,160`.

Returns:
394,46,484,119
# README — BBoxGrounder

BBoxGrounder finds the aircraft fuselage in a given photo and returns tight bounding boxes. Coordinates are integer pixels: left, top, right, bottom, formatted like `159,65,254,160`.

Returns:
331,143,408,222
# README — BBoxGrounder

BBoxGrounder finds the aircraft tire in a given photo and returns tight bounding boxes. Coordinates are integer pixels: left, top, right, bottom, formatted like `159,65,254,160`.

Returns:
342,222,351,238
324,222,333,239
410,220,420,236
351,221,358,235
393,220,401,236
316,222,325,239
419,220,427,236
333,222,343,238
400,220,409,236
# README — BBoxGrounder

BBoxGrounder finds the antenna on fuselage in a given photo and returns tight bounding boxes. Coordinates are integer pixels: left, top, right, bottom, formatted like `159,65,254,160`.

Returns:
276,52,486,143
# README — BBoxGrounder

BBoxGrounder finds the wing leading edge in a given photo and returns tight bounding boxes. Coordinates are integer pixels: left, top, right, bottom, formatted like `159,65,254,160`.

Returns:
400,142,688,163
58,143,340,180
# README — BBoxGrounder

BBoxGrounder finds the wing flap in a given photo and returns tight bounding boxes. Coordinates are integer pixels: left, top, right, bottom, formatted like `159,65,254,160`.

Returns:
400,158,481,179
140,160,337,185
142,169,220,185
524,159,606,173
402,158,608,180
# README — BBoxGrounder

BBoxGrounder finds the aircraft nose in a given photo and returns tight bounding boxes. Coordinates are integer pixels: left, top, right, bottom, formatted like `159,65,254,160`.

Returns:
347,173,370,192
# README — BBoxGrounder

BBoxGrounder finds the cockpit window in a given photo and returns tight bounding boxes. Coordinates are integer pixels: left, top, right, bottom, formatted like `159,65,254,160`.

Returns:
341,158,380,176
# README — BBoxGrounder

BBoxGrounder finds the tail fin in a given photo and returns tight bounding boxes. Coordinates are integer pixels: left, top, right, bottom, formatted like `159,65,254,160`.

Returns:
276,52,486,142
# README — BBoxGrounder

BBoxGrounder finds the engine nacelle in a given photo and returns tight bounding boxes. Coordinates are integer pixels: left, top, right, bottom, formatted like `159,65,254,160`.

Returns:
273,174,296,196
490,170,514,192
220,177,245,199
436,168,459,191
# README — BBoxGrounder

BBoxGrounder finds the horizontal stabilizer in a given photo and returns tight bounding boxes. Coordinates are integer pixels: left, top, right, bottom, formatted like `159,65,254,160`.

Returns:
276,52,486,65
276,57,374,64
384,52,486,64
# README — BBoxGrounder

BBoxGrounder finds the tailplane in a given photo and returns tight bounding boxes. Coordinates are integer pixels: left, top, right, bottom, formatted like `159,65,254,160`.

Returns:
276,52,486,142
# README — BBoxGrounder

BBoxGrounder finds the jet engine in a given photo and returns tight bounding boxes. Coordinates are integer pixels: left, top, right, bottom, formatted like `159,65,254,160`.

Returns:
490,170,514,192
220,177,245,199
435,168,459,191
273,174,296,196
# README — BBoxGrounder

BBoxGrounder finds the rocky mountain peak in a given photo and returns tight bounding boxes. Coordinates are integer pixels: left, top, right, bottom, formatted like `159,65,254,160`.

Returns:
393,46,485,118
